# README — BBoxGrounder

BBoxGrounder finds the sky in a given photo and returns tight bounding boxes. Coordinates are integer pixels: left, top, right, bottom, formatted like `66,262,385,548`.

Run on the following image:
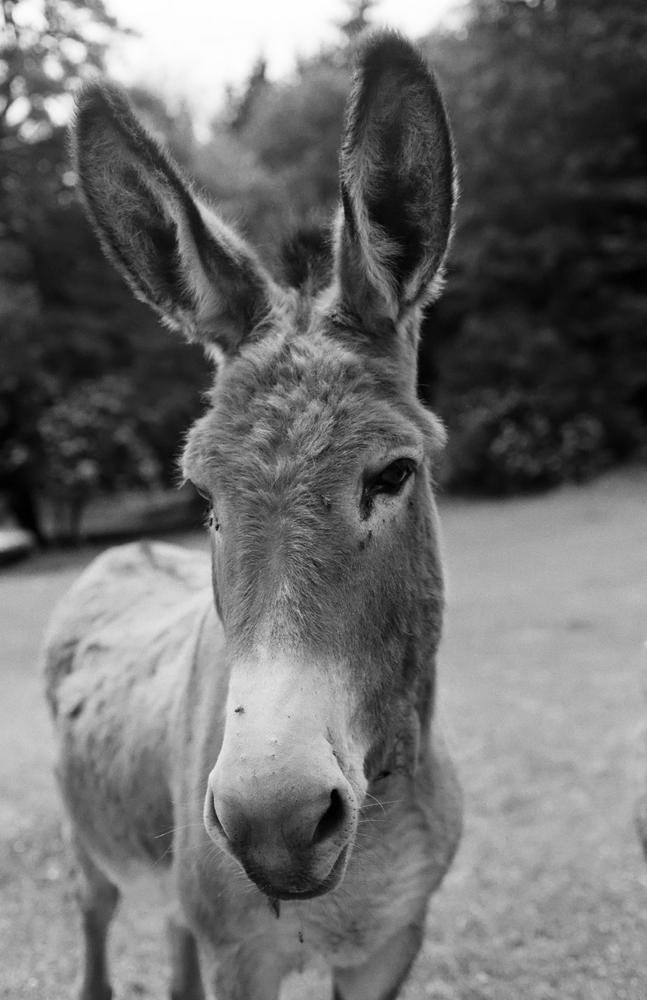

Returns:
103,0,466,120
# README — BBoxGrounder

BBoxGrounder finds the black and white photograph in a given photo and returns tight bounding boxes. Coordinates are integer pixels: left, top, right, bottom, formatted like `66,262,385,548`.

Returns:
1,0,646,997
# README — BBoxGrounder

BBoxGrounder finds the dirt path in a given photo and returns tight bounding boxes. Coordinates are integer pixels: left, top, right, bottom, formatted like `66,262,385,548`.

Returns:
1,470,646,999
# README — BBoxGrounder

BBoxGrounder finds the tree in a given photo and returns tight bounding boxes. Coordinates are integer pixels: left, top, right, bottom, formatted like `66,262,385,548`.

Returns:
337,0,377,42
226,58,269,135
1,0,122,132
0,0,126,538
419,0,647,490
0,1,210,541
37,376,160,542
212,14,355,245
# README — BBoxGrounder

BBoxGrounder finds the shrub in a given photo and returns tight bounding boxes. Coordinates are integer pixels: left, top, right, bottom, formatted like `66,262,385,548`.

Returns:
441,388,621,494
37,376,160,540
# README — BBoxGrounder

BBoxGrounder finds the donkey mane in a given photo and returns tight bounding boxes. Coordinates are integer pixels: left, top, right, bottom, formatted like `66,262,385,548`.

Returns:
278,224,333,293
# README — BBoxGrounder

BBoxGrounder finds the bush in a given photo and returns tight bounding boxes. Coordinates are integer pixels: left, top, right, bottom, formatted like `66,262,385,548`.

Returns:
441,388,622,494
421,0,647,492
0,1,210,540
37,376,161,540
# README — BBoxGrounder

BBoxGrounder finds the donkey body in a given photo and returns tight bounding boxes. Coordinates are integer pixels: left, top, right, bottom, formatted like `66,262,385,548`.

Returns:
44,33,463,1000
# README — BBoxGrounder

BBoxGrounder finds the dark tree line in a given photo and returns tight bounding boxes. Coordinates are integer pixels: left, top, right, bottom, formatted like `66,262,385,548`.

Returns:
0,0,209,541
1,0,645,542
425,0,647,491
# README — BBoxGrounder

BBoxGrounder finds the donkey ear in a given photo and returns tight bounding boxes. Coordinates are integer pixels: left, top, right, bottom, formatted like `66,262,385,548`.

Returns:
335,32,456,334
72,83,276,357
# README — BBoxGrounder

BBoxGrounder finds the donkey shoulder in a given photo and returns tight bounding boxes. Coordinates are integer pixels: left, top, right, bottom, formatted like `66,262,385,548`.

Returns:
43,541,212,717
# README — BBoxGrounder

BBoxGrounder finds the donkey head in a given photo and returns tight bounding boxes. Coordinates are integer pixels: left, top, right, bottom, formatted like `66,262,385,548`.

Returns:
73,32,455,901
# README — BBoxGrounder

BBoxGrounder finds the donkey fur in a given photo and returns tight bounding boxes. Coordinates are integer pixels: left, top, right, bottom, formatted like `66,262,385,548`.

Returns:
45,31,463,1000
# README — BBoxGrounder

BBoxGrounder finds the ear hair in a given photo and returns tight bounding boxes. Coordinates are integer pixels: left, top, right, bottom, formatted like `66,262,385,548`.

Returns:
335,31,457,336
72,82,277,357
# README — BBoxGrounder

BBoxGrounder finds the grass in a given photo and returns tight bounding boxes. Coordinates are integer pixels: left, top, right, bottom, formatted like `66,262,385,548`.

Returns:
1,468,646,999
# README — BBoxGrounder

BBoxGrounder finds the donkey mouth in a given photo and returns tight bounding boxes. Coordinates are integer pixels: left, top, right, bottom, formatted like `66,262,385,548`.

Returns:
242,842,350,901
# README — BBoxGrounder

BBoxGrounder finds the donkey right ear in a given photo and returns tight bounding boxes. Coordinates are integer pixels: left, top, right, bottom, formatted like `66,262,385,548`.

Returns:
72,83,276,357
335,33,456,337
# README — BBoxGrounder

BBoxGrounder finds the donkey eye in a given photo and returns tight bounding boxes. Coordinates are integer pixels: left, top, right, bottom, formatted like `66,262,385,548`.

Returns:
190,482,219,531
362,459,417,516
374,459,416,492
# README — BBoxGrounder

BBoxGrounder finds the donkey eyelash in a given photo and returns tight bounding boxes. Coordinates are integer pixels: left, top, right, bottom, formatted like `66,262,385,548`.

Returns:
206,511,220,532
365,458,417,496
361,458,417,517
200,501,219,532
190,481,219,530
193,483,211,502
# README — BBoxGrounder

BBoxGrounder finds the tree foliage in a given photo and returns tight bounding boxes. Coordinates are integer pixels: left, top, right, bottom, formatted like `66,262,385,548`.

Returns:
203,0,377,244
37,375,160,539
0,0,209,541
422,0,647,490
1,0,122,131
2,0,645,536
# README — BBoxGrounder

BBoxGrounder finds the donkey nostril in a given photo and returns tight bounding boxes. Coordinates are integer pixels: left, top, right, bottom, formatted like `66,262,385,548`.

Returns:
313,788,346,845
205,788,227,839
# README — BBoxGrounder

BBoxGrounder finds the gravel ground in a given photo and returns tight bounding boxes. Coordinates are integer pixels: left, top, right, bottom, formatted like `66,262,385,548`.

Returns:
1,468,646,999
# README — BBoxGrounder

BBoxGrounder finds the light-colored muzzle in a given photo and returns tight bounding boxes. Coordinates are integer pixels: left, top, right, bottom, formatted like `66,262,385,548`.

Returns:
204,658,365,899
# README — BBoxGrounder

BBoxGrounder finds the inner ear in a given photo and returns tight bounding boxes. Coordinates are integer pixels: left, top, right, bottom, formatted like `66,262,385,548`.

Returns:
72,81,278,357
335,32,456,333
361,117,427,291
109,160,195,321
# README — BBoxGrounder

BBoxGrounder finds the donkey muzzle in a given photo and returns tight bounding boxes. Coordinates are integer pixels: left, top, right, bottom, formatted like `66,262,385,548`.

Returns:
203,656,365,897
205,755,357,899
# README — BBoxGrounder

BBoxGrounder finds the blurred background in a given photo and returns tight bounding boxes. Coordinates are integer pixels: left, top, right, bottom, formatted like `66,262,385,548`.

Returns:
1,0,645,550
2,4,647,998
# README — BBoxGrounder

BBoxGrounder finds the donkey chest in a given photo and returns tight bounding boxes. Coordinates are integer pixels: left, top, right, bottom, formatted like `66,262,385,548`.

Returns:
193,798,436,972
296,804,436,966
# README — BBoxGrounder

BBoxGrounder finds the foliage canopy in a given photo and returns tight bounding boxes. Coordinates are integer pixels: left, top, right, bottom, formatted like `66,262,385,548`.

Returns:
1,0,645,542
0,0,208,541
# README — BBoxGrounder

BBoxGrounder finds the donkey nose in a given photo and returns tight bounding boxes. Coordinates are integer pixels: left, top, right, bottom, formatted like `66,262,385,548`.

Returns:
209,782,352,856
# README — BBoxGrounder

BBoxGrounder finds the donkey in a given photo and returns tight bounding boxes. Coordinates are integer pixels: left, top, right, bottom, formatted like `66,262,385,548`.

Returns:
44,31,463,1000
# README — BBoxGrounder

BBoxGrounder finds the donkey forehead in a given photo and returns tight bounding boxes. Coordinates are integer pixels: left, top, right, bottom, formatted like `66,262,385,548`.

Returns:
183,330,433,493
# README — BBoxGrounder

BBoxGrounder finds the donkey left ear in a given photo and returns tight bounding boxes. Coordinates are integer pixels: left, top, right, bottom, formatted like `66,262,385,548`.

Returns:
72,82,277,359
335,32,456,335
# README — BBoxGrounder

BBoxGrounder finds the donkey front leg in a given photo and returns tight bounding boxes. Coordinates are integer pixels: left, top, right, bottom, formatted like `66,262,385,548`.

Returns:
167,915,206,1000
72,838,120,1000
332,922,425,1000
200,938,292,1000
